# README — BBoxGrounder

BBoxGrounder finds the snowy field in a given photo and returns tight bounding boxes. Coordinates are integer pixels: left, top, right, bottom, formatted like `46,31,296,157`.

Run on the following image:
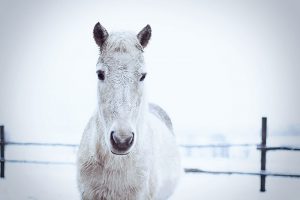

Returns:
1,163,300,200
1,134,300,200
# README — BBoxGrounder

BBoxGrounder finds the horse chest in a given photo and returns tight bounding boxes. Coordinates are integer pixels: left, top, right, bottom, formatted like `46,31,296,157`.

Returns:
88,162,147,199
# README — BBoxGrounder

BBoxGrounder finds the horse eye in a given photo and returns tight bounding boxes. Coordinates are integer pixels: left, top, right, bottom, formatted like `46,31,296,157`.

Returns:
140,73,147,82
97,70,105,81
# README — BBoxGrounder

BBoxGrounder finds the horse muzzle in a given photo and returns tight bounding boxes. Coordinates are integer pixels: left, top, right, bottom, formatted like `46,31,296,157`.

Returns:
110,131,134,155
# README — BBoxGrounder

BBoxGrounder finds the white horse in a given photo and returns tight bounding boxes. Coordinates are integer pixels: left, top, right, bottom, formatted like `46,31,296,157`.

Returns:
77,22,181,200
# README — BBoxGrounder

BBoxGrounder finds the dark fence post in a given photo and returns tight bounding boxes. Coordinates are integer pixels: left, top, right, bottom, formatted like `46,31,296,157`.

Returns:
0,125,4,178
260,117,267,192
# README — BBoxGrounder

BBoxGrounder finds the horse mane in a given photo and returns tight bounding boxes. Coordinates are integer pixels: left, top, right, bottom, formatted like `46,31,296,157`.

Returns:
149,103,173,132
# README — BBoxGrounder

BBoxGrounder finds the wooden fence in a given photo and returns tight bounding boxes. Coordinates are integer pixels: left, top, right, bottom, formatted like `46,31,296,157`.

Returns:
1,117,300,192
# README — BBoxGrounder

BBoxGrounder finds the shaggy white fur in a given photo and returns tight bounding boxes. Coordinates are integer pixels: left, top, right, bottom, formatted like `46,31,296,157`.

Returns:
77,24,181,200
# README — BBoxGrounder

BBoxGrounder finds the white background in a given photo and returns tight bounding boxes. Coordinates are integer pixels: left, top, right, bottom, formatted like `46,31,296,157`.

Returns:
1,0,300,142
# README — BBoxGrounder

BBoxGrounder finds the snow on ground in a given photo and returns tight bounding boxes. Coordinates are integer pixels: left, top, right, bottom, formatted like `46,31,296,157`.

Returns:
1,163,300,200
1,134,300,199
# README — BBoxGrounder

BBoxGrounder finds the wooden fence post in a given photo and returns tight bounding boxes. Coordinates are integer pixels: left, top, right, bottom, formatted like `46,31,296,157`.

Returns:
0,125,4,178
260,117,267,192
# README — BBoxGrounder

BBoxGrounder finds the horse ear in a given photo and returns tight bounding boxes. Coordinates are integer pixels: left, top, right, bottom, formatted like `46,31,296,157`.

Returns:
137,25,151,48
93,22,108,48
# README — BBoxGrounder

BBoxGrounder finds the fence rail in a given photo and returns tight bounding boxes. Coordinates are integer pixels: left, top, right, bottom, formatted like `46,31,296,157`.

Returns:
5,141,79,147
184,168,300,178
1,117,300,192
257,145,300,151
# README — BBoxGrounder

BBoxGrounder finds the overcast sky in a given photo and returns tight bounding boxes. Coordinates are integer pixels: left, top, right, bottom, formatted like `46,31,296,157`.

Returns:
0,0,300,142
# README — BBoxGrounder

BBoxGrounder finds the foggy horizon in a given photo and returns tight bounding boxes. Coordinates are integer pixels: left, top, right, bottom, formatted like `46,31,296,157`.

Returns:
0,0,299,142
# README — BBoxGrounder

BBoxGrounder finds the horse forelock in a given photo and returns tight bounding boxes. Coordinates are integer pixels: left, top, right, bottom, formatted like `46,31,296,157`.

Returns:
96,32,145,74
102,32,143,55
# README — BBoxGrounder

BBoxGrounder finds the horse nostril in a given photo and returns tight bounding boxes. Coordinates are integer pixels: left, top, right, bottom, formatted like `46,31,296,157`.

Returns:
110,131,134,152
125,133,134,145
110,131,119,144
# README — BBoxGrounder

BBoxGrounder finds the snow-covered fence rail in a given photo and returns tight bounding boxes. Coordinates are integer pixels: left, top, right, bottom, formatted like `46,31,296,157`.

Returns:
1,117,300,192
184,117,300,192
184,118,300,192
256,117,300,191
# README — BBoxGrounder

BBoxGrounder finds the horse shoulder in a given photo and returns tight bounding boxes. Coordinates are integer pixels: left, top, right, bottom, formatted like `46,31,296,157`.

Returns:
146,104,182,200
